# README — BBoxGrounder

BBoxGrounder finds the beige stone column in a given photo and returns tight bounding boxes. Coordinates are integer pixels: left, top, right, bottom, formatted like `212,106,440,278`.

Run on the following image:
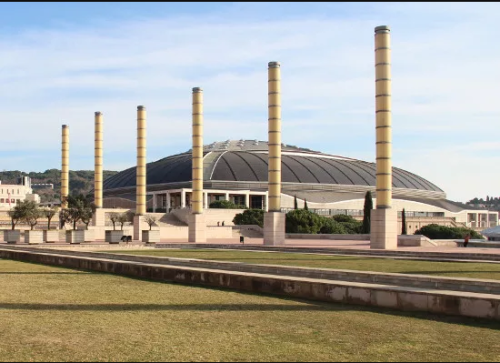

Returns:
370,25,397,249
264,61,285,245
181,189,186,208
188,87,206,242
92,112,106,231
204,192,208,210
94,112,103,208
61,125,69,209
134,105,147,240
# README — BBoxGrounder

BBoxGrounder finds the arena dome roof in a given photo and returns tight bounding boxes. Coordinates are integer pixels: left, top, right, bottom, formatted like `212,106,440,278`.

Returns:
103,140,444,194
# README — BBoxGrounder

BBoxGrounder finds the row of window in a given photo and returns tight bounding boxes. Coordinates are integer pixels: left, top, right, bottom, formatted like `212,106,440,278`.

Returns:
0,189,20,195
0,198,18,204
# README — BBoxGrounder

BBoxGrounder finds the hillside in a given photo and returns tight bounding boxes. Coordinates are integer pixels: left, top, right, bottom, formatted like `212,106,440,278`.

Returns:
0,169,119,203
466,196,500,211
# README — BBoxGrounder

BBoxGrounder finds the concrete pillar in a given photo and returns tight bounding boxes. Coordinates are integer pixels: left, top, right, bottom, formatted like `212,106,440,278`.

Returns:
61,125,69,209
189,87,206,242
152,193,157,212
94,112,103,209
370,25,397,250
225,192,230,202
181,190,186,208
134,105,147,240
245,192,250,209
204,192,208,210
264,61,285,246
166,192,171,211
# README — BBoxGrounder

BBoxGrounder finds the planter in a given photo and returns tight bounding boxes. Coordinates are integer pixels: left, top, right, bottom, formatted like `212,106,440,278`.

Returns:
43,230,60,243
83,230,95,242
65,230,84,244
25,230,43,244
142,230,160,244
105,230,124,244
4,230,21,244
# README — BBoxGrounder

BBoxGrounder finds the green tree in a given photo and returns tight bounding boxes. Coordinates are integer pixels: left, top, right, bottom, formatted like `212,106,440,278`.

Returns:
285,209,322,234
63,194,96,230
21,201,41,230
362,191,373,233
402,208,407,235
7,205,23,230
294,196,298,210
332,214,363,234
415,224,483,239
118,211,134,230
319,218,347,234
42,207,57,230
59,209,71,229
209,200,246,209
144,214,158,231
233,209,265,228
108,212,120,231
304,199,309,211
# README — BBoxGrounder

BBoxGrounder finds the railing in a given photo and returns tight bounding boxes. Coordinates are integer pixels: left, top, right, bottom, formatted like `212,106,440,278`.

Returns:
281,208,445,218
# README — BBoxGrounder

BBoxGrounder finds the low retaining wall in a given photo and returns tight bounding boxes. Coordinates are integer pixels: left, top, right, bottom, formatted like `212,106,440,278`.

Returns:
286,234,371,240
155,243,500,262
0,248,500,321
286,233,433,247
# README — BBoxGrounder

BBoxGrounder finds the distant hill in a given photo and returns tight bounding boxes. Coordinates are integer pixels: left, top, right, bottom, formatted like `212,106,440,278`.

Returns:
466,196,500,211
0,169,119,203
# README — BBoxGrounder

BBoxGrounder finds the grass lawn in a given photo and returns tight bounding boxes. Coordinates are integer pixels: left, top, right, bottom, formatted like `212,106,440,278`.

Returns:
107,249,500,281
0,259,500,362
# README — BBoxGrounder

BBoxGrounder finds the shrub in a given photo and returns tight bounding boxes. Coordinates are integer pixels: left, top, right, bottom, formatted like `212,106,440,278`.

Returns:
319,218,347,234
285,209,323,234
209,200,246,209
328,214,362,234
233,209,264,228
414,224,483,239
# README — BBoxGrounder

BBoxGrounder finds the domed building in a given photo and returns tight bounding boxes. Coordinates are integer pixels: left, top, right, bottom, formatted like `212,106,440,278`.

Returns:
102,140,498,234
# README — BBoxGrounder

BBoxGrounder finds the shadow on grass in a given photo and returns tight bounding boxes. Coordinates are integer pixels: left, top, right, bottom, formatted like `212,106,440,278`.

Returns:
0,301,499,330
403,271,500,277
0,272,89,275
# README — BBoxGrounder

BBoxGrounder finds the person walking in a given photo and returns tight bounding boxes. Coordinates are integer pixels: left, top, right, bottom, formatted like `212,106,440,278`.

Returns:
464,233,470,248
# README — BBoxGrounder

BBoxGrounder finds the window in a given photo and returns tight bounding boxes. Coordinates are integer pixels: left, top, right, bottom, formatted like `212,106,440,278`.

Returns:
0,199,3,203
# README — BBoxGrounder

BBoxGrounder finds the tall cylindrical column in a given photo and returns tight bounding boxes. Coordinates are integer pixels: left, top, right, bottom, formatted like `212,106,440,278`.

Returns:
61,125,69,209
268,61,281,212
94,112,103,209
374,25,392,209
136,106,147,215
192,87,204,214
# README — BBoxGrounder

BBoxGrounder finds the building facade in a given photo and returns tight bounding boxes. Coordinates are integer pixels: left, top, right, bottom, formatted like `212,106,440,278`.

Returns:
101,140,498,232
0,177,41,210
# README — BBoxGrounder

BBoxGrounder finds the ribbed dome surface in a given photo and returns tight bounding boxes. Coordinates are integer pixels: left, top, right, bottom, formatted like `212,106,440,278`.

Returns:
103,140,443,193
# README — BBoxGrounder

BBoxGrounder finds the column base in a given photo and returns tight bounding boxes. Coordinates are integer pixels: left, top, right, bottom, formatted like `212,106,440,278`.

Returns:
133,215,147,241
370,208,397,249
92,209,106,227
263,212,286,246
188,214,206,243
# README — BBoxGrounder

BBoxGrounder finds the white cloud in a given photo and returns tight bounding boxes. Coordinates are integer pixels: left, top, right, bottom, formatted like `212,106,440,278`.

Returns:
0,3,499,202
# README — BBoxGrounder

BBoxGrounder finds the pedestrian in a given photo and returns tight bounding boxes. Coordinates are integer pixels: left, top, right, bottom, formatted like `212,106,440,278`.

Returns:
217,221,220,227
464,233,470,248
222,221,225,226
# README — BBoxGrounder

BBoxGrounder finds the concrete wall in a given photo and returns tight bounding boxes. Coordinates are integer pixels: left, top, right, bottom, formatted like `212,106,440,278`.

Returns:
1,248,499,321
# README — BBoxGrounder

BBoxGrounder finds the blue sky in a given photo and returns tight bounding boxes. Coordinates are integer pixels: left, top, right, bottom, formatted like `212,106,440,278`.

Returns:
0,2,499,202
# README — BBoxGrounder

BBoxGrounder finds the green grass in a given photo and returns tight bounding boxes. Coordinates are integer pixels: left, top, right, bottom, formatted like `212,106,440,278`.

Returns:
1,259,500,362
107,249,500,280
